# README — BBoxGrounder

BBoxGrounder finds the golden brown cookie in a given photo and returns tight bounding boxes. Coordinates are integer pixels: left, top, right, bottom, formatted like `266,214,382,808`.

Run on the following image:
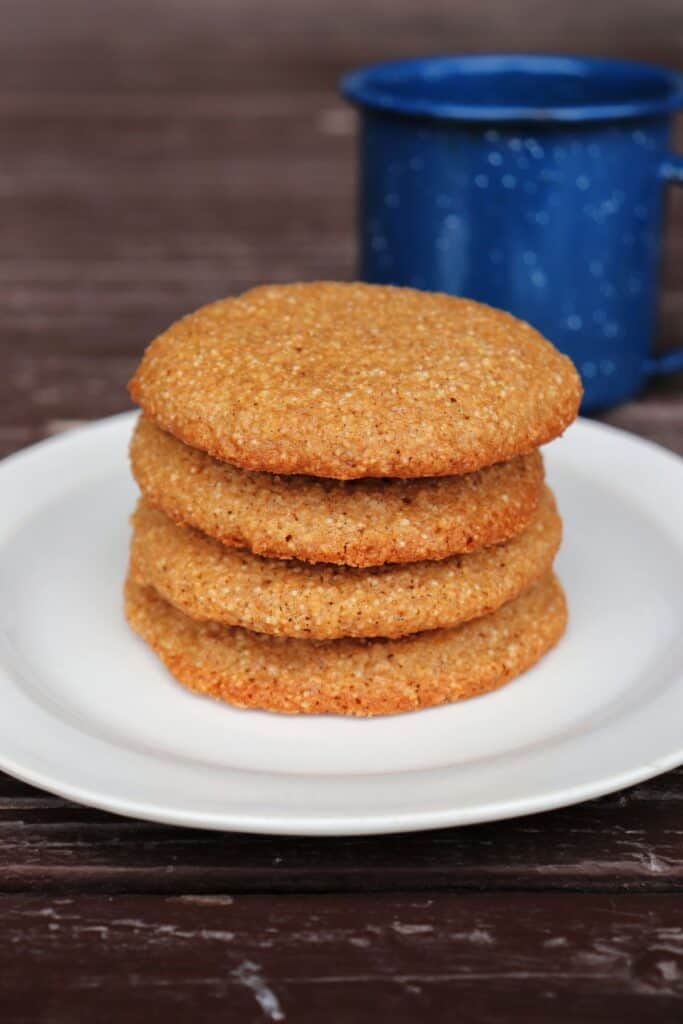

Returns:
128,282,582,480
125,572,567,716
130,416,545,567
129,487,561,639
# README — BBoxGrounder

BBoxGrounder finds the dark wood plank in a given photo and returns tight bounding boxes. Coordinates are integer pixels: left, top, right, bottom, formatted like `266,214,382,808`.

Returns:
1,0,682,94
0,95,355,365
1,893,681,1022
0,92,679,364
600,374,683,453
1,769,681,894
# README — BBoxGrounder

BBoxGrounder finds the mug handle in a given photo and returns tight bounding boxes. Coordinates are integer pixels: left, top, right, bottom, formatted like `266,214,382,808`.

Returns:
645,155,683,376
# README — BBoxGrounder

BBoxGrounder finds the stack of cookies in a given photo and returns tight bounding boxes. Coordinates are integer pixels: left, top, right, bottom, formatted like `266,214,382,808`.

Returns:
125,282,581,716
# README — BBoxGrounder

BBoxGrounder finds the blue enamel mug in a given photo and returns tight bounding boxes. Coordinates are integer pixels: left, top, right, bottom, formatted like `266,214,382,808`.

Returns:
341,55,683,411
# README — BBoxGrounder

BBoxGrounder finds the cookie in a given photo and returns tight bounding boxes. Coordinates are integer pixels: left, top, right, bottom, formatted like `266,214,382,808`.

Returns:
129,487,561,639
130,416,545,567
128,282,582,479
125,572,567,716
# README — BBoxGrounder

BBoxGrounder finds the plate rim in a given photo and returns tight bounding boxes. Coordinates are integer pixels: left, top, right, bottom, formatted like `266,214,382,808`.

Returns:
0,745,680,836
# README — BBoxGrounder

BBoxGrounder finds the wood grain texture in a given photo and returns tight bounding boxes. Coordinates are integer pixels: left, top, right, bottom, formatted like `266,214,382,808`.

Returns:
0,2,682,1018
1,894,682,1023
1,770,682,895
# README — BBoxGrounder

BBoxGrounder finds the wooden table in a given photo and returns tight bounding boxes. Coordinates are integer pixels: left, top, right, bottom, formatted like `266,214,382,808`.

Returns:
1,2,682,1019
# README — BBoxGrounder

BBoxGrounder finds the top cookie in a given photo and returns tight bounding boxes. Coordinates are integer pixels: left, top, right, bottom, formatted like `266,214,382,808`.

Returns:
129,282,582,479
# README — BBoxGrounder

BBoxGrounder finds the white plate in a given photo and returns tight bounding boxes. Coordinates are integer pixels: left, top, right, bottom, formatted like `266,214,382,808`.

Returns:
0,412,681,835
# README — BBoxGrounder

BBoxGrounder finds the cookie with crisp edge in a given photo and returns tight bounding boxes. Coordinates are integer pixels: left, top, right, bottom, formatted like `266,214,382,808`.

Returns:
130,416,545,567
128,282,582,480
130,487,561,640
124,572,567,717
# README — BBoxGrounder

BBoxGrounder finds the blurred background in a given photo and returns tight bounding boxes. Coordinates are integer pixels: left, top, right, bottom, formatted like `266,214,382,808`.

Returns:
2,0,682,457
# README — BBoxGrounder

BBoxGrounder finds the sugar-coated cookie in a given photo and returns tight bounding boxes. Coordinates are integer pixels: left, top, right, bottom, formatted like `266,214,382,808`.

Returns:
130,488,561,639
125,572,567,716
129,282,582,479
130,416,545,567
